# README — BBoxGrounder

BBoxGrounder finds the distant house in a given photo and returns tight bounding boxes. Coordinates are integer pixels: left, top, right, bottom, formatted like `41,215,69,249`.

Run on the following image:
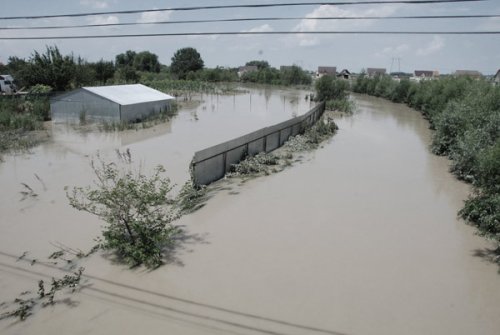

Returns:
317,66,337,78
453,70,482,79
494,69,500,86
237,65,258,78
411,70,439,82
367,68,387,77
51,84,174,122
414,70,439,78
337,69,351,80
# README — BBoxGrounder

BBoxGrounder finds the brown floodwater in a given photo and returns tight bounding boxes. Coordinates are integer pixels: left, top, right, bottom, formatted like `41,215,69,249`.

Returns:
1,91,499,335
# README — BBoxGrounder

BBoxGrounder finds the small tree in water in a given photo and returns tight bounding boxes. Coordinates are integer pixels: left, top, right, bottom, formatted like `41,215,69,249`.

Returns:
67,154,179,268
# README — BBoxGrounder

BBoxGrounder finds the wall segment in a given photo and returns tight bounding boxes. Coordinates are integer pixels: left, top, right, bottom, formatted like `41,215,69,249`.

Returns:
192,102,325,186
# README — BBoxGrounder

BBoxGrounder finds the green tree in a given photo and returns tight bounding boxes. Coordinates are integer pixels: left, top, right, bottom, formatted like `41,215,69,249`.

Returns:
170,47,204,80
23,46,76,91
315,75,349,101
115,50,137,68
133,51,160,73
67,156,179,268
6,56,29,88
93,59,115,85
73,56,95,87
280,65,312,86
117,66,139,83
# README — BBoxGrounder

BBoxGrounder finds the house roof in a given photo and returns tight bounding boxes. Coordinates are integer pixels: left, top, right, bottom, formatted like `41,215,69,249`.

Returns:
82,84,174,105
318,66,337,74
414,70,435,77
454,70,482,77
367,68,386,75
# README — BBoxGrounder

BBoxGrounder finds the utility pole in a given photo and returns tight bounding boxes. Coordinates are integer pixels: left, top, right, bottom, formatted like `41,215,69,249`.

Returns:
390,57,401,73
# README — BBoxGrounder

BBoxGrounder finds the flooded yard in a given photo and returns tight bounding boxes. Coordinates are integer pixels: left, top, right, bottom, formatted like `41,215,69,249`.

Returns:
1,90,499,335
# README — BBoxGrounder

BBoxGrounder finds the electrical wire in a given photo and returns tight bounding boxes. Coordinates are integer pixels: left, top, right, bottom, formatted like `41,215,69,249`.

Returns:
1,14,499,31
1,30,498,41
0,0,485,21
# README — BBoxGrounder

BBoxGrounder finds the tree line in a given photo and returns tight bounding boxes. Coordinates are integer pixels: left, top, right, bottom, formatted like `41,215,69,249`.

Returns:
0,45,313,92
353,74,500,247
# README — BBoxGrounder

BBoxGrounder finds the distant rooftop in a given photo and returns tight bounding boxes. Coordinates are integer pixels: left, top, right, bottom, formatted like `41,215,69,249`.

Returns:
454,70,482,77
83,84,174,105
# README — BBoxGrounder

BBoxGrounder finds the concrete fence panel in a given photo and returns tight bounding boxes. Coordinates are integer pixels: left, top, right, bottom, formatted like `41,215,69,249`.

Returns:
192,101,325,186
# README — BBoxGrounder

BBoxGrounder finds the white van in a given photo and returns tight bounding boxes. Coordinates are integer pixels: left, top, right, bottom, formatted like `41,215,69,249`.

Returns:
0,75,17,94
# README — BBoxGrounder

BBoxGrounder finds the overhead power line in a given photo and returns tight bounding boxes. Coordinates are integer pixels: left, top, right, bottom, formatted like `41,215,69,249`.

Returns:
0,0,484,21
2,14,499,31
1,31,498,40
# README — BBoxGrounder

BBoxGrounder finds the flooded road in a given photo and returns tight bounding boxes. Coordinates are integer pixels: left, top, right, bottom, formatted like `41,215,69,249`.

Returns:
1,92,499,335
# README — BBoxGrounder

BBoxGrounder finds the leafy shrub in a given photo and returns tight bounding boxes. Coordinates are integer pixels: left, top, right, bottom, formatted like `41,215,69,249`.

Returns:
315,75,349,101
176,180,207,214
326,98,354,113
460,193,500,240
475,140,500,193
306,118,339,144
229,152,279,176
67,157,179,268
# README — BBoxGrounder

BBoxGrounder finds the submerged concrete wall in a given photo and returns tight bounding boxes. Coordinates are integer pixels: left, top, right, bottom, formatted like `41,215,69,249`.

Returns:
192,102,325,186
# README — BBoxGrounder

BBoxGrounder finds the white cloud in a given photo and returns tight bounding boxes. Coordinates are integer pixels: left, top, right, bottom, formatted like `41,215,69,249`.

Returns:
245,24,274,33
86,15,119,25
80,0,108,9
479,17,500,30
238,24,274,39
417,36,444,56
137,10,172,23
293,4,400,47
375,43,410,58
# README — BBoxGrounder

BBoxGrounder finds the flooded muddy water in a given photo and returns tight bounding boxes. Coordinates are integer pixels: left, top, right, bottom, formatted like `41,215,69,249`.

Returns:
1,92,499,335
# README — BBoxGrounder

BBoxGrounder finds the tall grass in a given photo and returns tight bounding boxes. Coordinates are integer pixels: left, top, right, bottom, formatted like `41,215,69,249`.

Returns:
0,95,50,156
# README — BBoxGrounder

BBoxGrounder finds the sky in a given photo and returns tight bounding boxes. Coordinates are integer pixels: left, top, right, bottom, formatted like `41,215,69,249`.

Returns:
0,0,499,74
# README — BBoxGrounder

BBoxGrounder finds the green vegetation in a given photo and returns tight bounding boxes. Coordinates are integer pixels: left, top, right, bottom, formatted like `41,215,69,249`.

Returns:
175,180,207,214
67,154,180,268
0,268,84,321
315,75,353,113
228,152,280,176
241,64,312,86
0,95,50,156
227,113,338,179
354,75,500,247
170,47,204,80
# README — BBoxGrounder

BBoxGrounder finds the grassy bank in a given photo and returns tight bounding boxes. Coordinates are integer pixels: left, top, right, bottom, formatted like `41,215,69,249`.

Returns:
353,75,500,248
0,95,50,157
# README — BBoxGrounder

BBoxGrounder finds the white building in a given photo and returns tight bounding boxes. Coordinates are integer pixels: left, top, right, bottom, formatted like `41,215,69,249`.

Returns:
50,84,174,122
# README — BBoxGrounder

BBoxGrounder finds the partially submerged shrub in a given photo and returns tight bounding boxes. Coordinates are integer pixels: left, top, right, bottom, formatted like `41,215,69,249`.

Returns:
228,152,279,176
305,117,339,145
67,156,179,268
227,114,338,178
460,193,500,241
325,98,354,113
0,268,84,321
176,180,207,214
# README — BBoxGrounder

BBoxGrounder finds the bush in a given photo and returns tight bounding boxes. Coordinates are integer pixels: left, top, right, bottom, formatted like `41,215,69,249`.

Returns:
460,193,500,240
315,76,349,101
476,140,500,193
67,155,179,268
